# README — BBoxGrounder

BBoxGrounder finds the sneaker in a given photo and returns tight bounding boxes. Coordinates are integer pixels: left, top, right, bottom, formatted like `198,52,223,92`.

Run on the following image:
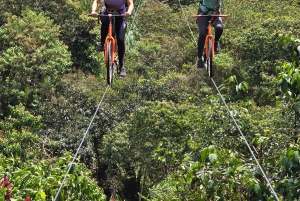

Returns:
215,41,221,53
197,59,204,68
119,66,126,76
96,43,104,52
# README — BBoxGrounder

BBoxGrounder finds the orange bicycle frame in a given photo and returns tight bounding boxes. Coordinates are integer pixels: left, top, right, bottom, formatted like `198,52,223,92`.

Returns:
205,22,215,59
104,14,116,63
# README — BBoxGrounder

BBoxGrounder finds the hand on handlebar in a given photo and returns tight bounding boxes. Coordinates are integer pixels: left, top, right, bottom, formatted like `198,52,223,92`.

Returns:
88,11,132,18
123,12,132,18
89,11,99,18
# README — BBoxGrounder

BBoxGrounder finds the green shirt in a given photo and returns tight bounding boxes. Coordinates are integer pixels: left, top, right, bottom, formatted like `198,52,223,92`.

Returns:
200,0,222,14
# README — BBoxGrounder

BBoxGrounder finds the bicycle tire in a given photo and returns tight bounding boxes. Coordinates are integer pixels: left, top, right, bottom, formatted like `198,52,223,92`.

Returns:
207,38,213,77
106,41,114,85
203,48,207,71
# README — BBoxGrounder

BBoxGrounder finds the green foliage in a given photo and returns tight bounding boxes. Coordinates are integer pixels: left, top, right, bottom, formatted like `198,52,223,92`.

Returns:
276,34,300,104
277,146,300,200
36,70,144,195
0,0,96,71
219,75,249,101
38,72,107,165
276,34,300,140
99,92,298,200
1,104,42,133
222,0,300,106
0,152,106,200
0,124,106,200
137,72,199,103
158,0,199,12
149,145,271,200
135,0,198,73
212,52,235,79
0,123,42,163
0,9,72,118
100,101,203,198
1,0,300,200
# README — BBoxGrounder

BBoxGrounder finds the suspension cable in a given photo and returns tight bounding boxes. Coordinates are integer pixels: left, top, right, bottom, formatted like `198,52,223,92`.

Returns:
177,0,197,46
54,84,110,201
210,78,279,201
130,0,143,30
177,0,280,199
54,0,143,198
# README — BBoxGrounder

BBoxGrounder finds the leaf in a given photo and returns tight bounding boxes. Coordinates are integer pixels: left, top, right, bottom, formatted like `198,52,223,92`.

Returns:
227,75,237,84
236,165,248,172
209,153,218,163
287,149,295,158
291,72,300,85
253,183,261,195
226,167,234,176
38,190,47,200
241,82,249,91
201,147,209,162
281,156,288,168
292,102,300,111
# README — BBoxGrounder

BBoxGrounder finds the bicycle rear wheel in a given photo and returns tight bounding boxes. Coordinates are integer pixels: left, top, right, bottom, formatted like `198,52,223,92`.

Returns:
206,38,213,77
106,41,114,85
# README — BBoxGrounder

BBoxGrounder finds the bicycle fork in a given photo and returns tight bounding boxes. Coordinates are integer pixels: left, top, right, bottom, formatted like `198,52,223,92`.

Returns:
104,37,116,63
205,21,215,58
104,15,116,63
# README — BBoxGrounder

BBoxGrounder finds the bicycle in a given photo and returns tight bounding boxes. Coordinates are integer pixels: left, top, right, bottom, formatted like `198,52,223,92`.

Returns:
105,12,120,85
90,12,122,85
193,14,228,77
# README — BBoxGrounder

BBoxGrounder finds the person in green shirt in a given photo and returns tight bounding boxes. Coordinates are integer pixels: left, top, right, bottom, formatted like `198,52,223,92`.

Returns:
197,0,222,68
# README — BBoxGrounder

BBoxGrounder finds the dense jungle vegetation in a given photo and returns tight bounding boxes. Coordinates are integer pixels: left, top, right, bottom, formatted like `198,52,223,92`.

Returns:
1,0,300,200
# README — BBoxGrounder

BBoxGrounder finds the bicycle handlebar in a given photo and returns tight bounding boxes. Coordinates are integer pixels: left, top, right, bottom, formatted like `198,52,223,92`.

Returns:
192,14,228,18
88,13,124,17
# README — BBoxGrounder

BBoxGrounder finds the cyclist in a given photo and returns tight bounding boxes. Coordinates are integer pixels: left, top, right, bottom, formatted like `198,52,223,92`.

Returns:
90,0,134,76
196,0,223,68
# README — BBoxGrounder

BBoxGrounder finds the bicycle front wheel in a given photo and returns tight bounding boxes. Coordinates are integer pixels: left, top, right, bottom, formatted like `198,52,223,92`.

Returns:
106,41,114,85
206,38,213,77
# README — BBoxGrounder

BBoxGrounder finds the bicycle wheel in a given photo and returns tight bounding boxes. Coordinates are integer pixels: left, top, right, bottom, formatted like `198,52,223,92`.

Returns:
106,41,114,85
206,38,213,77
203,48,207,71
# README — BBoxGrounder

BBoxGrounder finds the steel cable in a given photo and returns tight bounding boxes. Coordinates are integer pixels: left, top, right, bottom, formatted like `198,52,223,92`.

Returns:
54,84,110,201
54,0,145,198
177,1,280,200
177,0,197,46
129,0,143,30
210,78,279,200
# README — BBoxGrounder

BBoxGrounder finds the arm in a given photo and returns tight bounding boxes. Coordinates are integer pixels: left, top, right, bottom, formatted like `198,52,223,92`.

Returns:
90,0,101,16
124,0,134,17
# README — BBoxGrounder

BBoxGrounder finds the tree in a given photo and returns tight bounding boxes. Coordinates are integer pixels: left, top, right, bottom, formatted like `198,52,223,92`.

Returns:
0,0,97,71
222,0,300,106
276,34,300,142
0,9,72,118
100,101,211,200
0,107,107,200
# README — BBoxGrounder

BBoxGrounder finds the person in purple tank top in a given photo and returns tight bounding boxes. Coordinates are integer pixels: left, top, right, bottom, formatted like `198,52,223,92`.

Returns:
90,0,134,76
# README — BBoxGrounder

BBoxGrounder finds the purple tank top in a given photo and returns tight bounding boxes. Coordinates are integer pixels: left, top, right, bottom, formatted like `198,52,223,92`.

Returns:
105,0,126,10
